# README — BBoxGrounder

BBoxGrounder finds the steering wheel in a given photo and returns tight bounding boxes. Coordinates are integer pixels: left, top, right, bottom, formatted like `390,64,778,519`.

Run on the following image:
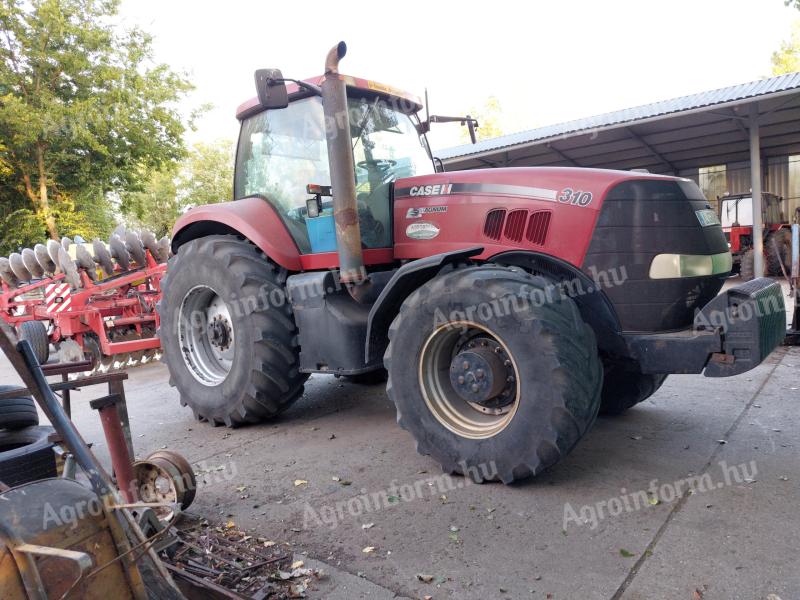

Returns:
357,159,396,172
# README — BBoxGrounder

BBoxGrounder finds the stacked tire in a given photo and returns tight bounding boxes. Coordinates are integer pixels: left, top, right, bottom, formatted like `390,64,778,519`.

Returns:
0,386,57,489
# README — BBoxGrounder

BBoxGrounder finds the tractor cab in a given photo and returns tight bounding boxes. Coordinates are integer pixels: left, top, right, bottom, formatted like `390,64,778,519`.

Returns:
718,192,785,229
233,77,434,256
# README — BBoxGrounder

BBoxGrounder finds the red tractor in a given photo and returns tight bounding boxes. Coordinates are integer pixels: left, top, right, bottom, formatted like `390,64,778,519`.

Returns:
718,191,795,280
157,43,785,483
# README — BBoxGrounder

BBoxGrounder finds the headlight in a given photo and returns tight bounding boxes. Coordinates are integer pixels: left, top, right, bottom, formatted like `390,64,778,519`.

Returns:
649,252,732,279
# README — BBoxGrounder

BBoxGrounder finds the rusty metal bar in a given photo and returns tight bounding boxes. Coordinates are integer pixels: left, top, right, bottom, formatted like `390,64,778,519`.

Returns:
90,394,138,504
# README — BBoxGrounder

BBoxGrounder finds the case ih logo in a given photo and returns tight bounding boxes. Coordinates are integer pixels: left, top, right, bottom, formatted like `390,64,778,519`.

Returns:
45,283,71,313
408,184,453,197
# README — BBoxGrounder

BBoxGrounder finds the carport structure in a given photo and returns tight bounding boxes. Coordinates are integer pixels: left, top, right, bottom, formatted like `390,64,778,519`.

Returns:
437,72,800,276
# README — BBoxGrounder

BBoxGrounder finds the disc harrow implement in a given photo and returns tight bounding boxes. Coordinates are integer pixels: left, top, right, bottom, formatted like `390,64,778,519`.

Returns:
0,230,170,374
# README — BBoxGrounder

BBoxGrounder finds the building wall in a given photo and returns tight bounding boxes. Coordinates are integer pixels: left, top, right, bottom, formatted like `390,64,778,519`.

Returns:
682,155,800,221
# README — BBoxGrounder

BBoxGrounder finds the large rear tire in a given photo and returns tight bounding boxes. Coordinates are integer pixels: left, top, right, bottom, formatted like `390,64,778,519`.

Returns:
384,265,603,484
158,236,307,427
766,229,792,276
18,320,49,365
599,363,667,415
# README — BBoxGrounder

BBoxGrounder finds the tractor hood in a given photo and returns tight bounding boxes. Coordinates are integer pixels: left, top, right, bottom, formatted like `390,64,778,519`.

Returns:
393,166,731,332
393,166,674,267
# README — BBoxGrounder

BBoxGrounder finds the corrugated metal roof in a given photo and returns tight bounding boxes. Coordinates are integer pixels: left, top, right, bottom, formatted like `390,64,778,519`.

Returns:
436,72,800,160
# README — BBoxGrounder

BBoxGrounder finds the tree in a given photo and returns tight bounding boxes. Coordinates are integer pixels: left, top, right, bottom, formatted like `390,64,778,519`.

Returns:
459,96,504,143
178,139,234,208
771,20,800,75
119,165,180,238
119,139,234,236
0,0,191,244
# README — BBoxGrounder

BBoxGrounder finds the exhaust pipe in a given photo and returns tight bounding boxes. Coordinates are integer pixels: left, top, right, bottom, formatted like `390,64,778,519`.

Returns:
321,41,366,286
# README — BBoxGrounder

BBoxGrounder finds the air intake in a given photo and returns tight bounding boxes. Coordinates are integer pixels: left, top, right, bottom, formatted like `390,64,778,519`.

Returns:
526,210,552,246
483,209,506,241
504,210,527,243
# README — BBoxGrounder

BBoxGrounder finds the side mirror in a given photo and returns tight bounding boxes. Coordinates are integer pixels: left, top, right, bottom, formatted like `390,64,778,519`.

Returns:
254,68,289,109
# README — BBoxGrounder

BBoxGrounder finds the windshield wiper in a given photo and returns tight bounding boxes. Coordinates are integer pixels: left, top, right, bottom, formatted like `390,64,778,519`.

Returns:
351,97,380,152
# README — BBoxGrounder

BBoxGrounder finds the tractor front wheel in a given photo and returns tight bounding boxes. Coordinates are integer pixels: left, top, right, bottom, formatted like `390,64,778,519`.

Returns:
158,235,307,427
385,265,602,483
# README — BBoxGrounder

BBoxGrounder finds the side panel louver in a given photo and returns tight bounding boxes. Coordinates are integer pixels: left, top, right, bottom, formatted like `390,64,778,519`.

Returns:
483,209,506,241
504,210,527,243
526,210,552,246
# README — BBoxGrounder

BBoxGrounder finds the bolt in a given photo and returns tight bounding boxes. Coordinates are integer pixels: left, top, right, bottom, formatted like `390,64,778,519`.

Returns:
471,383,479,393
503,360,511,367
476,368,485,379
457,376,465,385
462,361,470,370
507,376,515,383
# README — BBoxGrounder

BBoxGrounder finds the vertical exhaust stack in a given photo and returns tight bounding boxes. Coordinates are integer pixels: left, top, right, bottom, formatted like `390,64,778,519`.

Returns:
321,41,366,286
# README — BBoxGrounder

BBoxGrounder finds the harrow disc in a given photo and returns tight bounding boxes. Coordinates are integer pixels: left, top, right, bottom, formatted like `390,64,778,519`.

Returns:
112,223,127,239
61,236,72,252
125,231,147,266
75,244,98,281
0,258,19,287
57,247,81,289
21,248,44,279
141,230,159,260
47,240,62,269
92,239,115,277
34,243,56,275
156,237,171,263
8,253,32,282
109,235,131,271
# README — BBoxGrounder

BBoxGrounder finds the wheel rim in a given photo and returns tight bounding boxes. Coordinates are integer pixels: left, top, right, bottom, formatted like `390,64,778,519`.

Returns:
418,321,520,439
178,285,235,386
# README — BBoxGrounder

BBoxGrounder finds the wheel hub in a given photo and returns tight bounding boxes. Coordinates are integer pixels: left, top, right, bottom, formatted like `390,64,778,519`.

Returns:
178,285,236,386
208,316,231,350
449,337,516,413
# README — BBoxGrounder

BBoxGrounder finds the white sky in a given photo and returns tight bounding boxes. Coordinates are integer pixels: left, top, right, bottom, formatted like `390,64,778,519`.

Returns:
118,0,797,151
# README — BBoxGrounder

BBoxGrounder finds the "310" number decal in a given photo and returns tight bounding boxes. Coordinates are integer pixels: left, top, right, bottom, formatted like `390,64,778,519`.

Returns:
558,188,593,206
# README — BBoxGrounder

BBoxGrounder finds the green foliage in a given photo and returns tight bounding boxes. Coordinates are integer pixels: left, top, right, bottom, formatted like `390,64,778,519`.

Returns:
119,139,234,237
178,139,234,208
787,0,800,10
459,96,504,143
0,0,191,245
119,165,180,238
771,20,800,75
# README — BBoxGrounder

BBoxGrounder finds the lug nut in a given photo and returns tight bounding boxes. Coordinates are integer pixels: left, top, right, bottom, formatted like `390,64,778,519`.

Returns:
471,383,479,393
476,368,485,379
462,361,470,370
457,376,465,384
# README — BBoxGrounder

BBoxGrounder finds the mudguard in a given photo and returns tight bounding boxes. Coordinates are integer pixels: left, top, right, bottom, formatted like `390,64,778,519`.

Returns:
365,246,483,365
171,197,302,271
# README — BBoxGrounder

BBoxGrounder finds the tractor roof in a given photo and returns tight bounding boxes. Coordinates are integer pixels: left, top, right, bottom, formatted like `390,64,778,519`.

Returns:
236,74,423,120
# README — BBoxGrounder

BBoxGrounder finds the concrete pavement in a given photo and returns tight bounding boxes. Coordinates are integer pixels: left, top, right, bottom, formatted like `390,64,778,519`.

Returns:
0,286,797,599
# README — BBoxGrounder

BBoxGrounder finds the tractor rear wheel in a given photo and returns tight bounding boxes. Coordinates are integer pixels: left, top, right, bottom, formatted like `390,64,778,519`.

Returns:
18,321,49,365
766,229,792,276
385,265,602,483
158,235,307,427
599,363,667,415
